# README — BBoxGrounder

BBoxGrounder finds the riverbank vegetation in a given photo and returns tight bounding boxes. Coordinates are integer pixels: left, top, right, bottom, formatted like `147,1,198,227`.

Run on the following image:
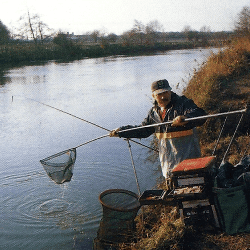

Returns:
0,40,216,66
115,8,250,250
0,14,232,66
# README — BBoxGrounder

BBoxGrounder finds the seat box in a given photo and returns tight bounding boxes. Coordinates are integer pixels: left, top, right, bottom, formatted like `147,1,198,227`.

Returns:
171,156,216,190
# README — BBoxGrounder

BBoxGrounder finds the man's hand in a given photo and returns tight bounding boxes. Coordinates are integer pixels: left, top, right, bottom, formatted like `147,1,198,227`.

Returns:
109,128,121,137
172,115,188,127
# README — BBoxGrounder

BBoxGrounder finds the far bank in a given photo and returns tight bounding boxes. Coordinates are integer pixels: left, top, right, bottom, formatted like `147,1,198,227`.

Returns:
0,40,221,67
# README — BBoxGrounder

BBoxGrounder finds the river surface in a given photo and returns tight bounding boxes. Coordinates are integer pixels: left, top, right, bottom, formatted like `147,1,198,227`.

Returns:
0,48,218,249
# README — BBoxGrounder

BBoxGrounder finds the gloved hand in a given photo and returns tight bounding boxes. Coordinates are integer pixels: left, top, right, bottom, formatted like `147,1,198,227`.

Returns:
109,128,121,137
171,115,188,127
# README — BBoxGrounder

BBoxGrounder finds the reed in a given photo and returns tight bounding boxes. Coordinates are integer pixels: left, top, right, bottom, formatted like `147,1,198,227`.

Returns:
184,36,250,112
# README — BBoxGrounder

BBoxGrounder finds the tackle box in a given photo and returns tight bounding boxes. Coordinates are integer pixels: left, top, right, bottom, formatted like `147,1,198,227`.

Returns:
171,156,216,195
139,156,220,227
178,198,220,227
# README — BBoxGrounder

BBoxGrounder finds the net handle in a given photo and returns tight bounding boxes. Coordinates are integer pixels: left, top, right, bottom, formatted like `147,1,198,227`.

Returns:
41,134,109,162
74,134,110,149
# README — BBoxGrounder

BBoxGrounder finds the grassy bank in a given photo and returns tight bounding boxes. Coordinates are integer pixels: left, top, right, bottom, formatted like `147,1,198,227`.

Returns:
184,36,250,164
0,40,216,66
117,36,250,250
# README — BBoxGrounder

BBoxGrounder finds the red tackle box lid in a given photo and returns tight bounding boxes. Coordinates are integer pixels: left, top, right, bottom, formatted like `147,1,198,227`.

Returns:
172,156,216,174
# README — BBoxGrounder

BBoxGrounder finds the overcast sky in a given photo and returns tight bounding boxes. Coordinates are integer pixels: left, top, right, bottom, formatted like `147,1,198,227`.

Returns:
1,0,250,35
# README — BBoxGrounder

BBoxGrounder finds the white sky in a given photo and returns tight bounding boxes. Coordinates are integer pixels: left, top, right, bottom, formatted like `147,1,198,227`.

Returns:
1,0,250,35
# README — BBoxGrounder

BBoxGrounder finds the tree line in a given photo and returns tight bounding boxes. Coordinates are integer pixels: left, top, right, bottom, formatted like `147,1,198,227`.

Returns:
0,6,249,65
0,16,232,47
1,6,249,47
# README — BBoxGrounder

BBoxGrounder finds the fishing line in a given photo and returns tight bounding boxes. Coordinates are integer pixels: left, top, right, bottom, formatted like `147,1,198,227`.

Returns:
20,96,157,152
25,97,110,132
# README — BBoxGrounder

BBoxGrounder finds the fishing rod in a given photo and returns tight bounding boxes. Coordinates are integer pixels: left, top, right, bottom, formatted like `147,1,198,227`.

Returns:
221,112,245,164
212,108,231,156
117,108,248,134
25,97,109,131
22,97,157,152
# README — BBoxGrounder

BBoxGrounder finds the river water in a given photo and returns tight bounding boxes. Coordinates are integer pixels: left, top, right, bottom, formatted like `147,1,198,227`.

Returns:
0,48,218,249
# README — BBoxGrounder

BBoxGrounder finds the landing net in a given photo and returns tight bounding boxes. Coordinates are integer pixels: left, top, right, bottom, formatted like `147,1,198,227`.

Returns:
40,148,76,184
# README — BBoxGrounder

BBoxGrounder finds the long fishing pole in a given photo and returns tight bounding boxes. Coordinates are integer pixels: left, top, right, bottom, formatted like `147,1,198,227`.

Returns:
23,97,157,152
25,97,109,131
117,108,247,135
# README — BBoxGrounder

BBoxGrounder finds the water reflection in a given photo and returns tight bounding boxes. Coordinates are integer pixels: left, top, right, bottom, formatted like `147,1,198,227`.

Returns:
0,66,10,85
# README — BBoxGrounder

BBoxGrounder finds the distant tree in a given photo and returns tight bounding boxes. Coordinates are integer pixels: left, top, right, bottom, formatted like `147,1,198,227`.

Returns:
98,28,109,48
132,20,145,45
200,26,211,44
183,25,199,42
0,21,10,44
145,20,163,44
17,12,53,43
53,32,72,47
121,30,134,46
91,30,100,43
234,6,250,36
107,33,118,43
122,19,163,45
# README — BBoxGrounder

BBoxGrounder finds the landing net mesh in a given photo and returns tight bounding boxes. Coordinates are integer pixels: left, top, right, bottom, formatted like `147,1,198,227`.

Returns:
40,148,76,184
99,189,140,211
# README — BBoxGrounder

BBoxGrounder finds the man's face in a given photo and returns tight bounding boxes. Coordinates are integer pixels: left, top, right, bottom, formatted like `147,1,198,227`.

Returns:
153,91,171,109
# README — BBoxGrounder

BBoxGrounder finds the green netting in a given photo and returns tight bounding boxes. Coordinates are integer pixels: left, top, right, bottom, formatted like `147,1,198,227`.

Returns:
97,189,141,243
40,148,76,184
100,189,140,211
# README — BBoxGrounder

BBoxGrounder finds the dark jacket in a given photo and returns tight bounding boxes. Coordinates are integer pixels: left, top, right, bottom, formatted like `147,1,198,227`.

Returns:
119,92,206,138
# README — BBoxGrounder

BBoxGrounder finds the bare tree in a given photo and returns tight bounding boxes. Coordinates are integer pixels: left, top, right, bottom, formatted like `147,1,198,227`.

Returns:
121,30,134,45
145,20,163,44
200,25,211,44
28,11,37,43
90,30,100,43
182,25,199,42
132,20,145,45
16,12,53,43
121,19,163,46
234,6,250,37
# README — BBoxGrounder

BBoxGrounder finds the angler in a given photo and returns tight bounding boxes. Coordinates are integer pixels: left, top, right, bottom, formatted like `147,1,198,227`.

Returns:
110,79,207,184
